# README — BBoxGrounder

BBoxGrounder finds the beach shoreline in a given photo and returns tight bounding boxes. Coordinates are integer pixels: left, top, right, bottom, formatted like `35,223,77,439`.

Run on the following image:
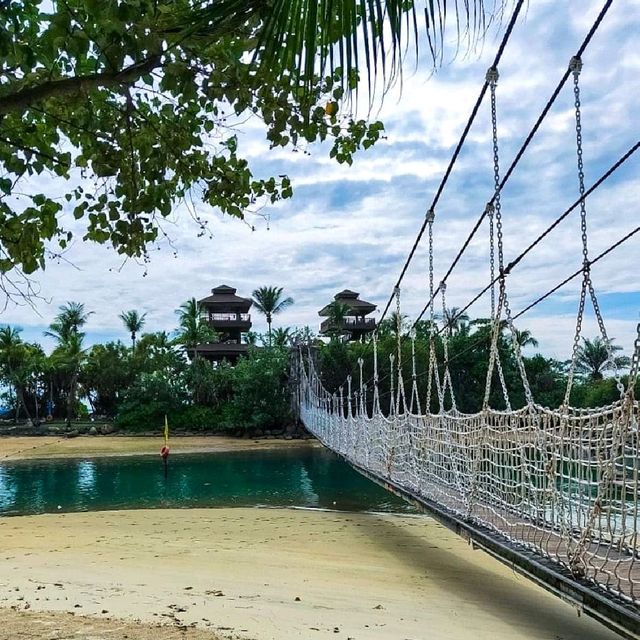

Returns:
0,507,621,640
0,435,318,462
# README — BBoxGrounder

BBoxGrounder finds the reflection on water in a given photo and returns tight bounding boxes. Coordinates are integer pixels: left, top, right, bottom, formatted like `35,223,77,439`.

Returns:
0,447,414,516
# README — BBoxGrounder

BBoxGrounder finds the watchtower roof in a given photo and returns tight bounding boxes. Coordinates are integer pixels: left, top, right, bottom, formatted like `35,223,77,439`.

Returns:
198,284,252,309
319,290,377,316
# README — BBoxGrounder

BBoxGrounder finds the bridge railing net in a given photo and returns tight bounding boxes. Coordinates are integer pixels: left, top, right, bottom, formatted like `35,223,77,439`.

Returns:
298,352,640,605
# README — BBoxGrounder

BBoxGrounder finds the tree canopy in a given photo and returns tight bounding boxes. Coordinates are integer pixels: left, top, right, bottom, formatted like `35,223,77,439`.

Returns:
0,0,508,286
0,0,390,281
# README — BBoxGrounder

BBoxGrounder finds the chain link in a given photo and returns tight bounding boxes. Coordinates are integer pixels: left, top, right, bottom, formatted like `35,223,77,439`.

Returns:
489,69,505,275
564,57,624,402
487,202,496,319
427,209,435,323
395,285,402,373
440,283,458,412
629,322,640,391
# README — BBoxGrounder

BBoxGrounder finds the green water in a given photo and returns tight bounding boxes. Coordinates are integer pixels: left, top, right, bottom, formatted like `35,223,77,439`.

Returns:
0,447,413,516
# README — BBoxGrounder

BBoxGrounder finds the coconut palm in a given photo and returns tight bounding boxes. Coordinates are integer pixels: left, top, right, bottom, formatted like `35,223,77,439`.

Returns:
44,303,93,425
438,307,470,334
574,337,630,381
0,326,36,423
199,1,501,104
272,326,293,347
515,328,539,349
377,311,409,339
119,309,147,349
50,331,87,425
45,301,93,342
175,298,217,358
252,286,294,346
323,301,351,341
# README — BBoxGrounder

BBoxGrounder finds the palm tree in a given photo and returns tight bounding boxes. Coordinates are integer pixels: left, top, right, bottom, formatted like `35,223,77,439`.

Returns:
272,326,292,347
438,307,470,334
515,328,539,349
175,298,217,358
43,302,93,425
0,326,35,423
200,2,502,103
119,310,147,349
50,331,87,426
324,301,351,341
45,301,93,342
574,337,630,381
252,286,294,346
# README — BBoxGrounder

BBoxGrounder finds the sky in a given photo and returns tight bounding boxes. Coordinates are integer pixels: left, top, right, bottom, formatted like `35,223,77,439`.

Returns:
3,0,640,360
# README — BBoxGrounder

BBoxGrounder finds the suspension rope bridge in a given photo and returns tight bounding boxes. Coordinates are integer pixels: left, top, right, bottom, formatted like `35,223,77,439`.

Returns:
295,2,640,637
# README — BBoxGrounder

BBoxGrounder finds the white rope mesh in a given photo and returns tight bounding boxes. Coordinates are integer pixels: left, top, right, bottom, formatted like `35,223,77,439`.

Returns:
298,349,640,604
297,49,640,612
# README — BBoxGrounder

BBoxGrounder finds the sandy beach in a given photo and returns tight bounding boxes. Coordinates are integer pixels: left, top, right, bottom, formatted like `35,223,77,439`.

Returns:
0,434,317,461
0,436,624,639
0,506,621,640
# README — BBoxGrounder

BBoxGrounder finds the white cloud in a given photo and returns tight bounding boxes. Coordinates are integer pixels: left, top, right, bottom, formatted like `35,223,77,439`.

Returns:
2,0,639,366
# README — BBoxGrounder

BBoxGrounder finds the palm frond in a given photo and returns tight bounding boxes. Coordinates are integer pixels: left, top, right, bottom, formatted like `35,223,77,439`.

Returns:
186,1,507,103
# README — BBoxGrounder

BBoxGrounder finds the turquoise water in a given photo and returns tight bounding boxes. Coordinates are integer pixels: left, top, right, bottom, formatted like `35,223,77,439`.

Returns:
0,447,413,516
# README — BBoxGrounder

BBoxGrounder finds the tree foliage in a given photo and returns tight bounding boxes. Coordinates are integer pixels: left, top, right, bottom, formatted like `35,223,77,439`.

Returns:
252,285,294,345
0,0,387,279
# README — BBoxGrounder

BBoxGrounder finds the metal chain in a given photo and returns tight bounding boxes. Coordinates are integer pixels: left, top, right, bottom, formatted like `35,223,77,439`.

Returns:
487,65,533,407
628,322,640,392
487,202,496,319
488,67,505,275
564,272,588,406
587,281,625,395
440,283,458,412
410,330,422,414
426,209,436,412
565,56,624,401
571,57,589,268
373,333,380,414
395,286,402,372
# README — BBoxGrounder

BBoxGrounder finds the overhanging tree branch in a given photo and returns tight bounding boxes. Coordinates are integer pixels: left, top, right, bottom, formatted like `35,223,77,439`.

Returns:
0,55,162,116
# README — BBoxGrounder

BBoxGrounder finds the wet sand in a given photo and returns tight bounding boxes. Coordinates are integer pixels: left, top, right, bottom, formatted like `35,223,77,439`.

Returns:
0,435,317,461
0,508,621,640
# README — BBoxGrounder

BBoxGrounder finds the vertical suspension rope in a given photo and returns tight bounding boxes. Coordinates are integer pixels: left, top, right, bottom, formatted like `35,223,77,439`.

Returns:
395,286,407,415
440,282,458,412
426,209,438,414
487,64,534,407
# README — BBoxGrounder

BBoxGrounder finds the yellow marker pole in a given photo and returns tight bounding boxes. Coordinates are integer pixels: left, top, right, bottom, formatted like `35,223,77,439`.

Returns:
162,415,170,478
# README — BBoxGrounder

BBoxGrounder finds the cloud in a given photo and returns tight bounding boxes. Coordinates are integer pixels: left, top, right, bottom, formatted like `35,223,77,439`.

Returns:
3,0,639,364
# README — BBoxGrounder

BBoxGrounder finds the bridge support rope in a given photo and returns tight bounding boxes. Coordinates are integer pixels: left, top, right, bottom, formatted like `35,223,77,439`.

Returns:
297,338,640,636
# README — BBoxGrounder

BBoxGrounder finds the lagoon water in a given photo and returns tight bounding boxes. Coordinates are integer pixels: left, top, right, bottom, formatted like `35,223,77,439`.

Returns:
0,447,413,516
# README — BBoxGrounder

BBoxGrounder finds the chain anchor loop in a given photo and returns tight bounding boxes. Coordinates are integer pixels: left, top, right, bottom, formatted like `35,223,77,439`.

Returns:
486,66,499,84
569,56,582,76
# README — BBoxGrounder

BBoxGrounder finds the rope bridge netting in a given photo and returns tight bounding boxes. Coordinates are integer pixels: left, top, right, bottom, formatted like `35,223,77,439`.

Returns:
296,0,640,611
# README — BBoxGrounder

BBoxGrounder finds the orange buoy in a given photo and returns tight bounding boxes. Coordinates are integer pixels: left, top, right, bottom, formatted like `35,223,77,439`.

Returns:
160,445,170,459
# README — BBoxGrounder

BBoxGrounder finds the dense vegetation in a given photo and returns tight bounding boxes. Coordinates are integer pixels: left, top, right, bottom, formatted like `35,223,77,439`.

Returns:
0,298,634,434
316,313,635,415
0,295,296,433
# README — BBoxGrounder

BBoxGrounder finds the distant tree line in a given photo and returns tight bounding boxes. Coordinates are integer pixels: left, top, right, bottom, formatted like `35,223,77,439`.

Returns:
0,294,634,432
0,286,301,432
316,309,634,415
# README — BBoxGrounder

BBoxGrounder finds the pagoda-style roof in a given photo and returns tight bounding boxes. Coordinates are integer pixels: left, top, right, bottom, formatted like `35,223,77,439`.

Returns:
319,290,377,316
198,284,252,311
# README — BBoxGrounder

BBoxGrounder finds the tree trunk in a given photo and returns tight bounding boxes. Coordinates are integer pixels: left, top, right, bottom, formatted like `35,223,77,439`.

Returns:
66,371,79,427
131,332,136,350
267,313,272,347
16,385,34,426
